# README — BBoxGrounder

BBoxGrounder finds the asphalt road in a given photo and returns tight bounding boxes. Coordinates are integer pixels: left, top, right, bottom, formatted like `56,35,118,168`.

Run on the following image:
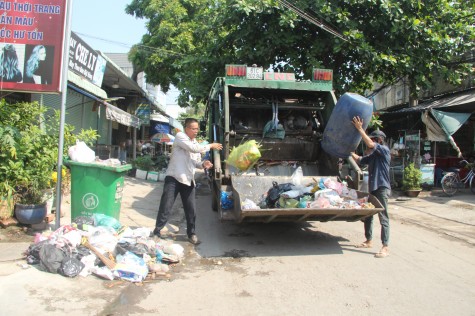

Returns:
101,177,475,316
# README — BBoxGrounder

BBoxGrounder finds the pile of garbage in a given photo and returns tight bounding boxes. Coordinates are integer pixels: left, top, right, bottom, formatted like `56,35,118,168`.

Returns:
23,214,183,282
236,167,376,210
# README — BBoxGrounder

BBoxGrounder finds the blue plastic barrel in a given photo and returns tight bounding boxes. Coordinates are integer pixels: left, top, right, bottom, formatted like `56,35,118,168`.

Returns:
321,93,373,158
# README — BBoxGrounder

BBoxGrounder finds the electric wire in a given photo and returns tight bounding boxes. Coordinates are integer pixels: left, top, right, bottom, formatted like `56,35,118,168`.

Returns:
74,32,185,56
276,0,349,42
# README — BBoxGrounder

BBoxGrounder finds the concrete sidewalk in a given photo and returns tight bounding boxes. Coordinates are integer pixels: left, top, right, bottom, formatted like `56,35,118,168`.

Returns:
389,188,475,245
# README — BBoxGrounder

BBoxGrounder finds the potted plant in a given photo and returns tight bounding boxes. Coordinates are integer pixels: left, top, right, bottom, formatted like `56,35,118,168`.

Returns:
402,162,423,197
0,99,98,223
132,155,155,179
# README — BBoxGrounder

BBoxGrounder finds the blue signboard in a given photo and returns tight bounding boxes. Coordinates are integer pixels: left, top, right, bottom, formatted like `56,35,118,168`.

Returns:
150,120,170,134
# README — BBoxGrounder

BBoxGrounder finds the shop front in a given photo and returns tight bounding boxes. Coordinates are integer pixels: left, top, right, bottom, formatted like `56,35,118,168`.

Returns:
382,88,475,188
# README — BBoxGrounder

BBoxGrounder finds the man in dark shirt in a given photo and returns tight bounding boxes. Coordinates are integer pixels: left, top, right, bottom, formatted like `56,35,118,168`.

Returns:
350,116,391,258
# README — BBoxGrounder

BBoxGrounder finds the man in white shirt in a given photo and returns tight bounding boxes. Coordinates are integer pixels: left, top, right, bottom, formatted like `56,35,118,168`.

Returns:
152,118,223,244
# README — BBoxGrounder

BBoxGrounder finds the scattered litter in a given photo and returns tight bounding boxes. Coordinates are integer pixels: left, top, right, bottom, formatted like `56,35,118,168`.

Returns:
17,263,30,269
23,213,186,283
245,175,374,210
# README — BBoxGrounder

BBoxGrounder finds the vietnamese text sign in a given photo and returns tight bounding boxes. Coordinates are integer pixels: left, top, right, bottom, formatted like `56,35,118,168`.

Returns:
0,0,68,93
264,72,295,81
69,32,106,87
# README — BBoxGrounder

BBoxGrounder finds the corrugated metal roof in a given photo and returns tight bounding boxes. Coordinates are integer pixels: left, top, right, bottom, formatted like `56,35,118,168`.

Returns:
390,89,475,113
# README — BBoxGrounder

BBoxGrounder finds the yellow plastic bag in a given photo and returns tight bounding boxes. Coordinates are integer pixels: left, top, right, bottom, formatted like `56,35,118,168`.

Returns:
226,140,262,171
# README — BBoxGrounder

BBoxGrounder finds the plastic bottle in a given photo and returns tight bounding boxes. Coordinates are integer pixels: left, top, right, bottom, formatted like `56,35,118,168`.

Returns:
321,93,373,158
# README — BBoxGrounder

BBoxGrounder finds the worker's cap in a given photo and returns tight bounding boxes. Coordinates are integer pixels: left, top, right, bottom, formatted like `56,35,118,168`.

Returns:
369,130,386,139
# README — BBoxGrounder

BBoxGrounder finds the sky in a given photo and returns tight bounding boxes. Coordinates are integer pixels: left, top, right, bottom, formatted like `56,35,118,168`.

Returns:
71,0,147,53
71,0,180,104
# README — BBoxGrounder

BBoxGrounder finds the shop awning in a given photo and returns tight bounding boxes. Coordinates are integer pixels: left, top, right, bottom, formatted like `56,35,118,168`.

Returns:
392,89,475,113
421,109,471,157
431,109,471,136
105,104,142,128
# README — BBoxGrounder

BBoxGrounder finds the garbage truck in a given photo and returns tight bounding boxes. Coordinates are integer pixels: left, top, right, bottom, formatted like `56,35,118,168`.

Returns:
203,64,383,223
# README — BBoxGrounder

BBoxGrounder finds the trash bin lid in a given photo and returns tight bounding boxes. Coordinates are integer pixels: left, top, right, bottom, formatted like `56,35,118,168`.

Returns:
66,160,133,172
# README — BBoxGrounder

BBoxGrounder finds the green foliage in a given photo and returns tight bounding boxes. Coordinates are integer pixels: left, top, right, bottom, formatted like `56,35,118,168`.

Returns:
132,155,155,171
402,163,422,191
0,100,98,206
126,0,475,102
154,155,169,171
368,112,383,130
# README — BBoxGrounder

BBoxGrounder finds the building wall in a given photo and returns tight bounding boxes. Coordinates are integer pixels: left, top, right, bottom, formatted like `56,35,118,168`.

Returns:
373,73,475,111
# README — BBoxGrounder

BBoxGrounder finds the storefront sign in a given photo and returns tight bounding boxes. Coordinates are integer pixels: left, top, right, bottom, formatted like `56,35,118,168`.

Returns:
68,32,106,87
0,0,68,93
135,103,151,122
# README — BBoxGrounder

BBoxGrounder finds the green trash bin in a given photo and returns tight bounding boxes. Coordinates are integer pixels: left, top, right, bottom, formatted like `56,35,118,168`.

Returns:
68,161,132,220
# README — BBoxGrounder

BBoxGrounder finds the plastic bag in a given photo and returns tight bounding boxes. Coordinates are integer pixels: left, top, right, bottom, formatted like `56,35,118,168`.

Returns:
241,198,259,210
163,243,185,258
263,121,285,139
226,140,262,171
117,242,154,257
39,244,66,274
93,213,122,231
26,240,49,265
266,182,293,208
278,196,299,208
291,167,303,186
220,191,234,210
298,195,312,208
113,251,149,282
310,197,331,208
58,257,85,278
68,140,95,163
280,189,300,199
88,226,118,253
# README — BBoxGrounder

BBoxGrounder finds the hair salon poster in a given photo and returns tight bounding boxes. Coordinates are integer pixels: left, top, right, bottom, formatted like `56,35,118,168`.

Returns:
0,0,67,93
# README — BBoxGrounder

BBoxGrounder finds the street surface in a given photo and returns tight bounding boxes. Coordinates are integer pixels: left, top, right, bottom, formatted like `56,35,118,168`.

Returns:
0,173,474,316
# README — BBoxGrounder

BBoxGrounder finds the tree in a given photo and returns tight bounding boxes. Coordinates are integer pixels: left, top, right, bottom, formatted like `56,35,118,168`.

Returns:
126,0,475,105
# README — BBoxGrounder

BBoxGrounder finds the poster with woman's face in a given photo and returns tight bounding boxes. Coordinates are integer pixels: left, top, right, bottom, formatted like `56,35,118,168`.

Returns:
23,44,55,85
0,43,25,84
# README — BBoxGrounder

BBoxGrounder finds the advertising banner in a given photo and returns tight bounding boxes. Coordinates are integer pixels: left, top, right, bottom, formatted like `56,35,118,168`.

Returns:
68,32,106,87
0,0,68,93
150,120,170,135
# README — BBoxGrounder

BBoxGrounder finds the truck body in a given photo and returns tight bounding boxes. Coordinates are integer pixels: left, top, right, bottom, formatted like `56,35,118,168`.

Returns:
205,65,383,223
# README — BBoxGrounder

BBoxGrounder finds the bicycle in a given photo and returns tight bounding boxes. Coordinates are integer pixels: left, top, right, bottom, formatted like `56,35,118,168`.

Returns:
440,160,475,196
